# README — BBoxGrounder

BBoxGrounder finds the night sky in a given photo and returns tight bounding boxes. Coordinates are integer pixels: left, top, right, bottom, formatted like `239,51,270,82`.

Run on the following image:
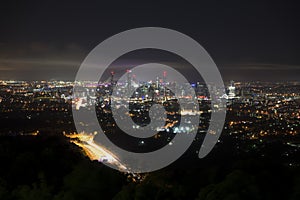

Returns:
0,0,299,81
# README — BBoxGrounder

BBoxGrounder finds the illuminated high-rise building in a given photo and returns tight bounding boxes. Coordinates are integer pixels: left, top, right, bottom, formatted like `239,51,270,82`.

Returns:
126,69,132,94
110,71,115,86
228,80,236,99
163,71,167,85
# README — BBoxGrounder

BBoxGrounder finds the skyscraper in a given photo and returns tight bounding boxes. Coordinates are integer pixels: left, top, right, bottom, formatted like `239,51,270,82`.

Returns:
228,80,236,99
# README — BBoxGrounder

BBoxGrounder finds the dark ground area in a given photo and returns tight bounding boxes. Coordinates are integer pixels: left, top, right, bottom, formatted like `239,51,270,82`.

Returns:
0,132,300,200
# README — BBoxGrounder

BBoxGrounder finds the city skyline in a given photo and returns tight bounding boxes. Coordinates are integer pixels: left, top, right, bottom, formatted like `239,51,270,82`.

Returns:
1,2,300,199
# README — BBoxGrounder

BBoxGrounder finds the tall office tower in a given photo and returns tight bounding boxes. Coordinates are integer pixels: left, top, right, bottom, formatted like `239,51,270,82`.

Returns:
228,80,236,99
156,76,159,89
110,71,115,86
163,71,167,85
126,69,132,94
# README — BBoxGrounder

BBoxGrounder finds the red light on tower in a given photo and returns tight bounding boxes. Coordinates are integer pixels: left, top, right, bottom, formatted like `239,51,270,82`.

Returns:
163,71,167,77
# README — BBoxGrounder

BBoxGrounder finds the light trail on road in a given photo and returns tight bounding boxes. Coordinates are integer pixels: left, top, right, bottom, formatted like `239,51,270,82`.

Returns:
65,133,128,172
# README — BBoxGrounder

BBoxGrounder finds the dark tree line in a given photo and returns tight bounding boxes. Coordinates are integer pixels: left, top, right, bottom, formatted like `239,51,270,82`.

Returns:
0,134,300,200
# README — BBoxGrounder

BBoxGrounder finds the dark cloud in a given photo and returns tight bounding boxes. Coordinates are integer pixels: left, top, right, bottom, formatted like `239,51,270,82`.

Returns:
0,42,86,80
0,1,299,81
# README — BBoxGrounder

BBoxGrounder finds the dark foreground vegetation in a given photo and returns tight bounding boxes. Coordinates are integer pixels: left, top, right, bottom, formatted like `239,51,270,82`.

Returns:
0,133,300,200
